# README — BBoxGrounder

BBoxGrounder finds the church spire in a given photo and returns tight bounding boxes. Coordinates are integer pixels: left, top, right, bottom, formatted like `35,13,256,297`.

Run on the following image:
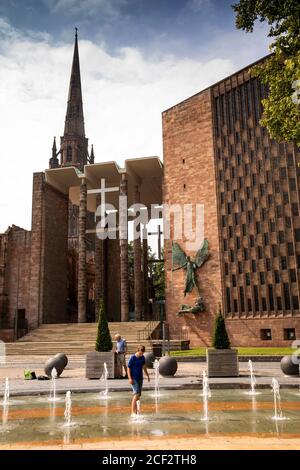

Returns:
60,29,89,171
49,136,59,169
64,28,85,137
90,144,95,164
52,136,57,155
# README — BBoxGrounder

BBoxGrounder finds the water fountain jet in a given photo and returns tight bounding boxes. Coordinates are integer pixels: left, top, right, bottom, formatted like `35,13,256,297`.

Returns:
99,362,110,399
153,359,160,398
246,360,260,395
201,370,211,421
63,391,74,427
49,368,60,402
1,378,9,406
271,378,287,421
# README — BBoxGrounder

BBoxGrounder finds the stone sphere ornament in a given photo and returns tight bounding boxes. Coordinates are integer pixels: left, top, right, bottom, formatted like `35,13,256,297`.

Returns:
53,353,68,369
280,355,299,376
144,352,155,369
158,356,178,377
44,357,64,378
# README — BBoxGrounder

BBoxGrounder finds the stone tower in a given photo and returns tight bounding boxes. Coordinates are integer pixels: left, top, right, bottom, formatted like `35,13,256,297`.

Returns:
49,29,91,171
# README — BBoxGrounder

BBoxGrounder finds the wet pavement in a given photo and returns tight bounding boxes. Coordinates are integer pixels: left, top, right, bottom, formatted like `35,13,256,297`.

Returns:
0,359,299,449
0,360,299,397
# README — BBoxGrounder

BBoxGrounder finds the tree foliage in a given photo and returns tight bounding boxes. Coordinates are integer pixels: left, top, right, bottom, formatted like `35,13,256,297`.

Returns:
95,300,113,352
149,249,165,301
212,305,231,349
128,241,165,304
232,0,300,145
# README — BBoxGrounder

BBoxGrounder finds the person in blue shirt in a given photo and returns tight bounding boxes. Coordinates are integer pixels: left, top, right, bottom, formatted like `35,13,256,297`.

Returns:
127,345,150,415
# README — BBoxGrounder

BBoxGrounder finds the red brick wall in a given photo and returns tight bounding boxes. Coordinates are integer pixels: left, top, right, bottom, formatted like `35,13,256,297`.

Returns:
6,228,31,328
0,330,14,342
42,179,69,323
163,89,223,347
0,233,8,327
226,318,300,347
29,172,68,328
28,173,45,329
0,227,31,335
106,238,121,322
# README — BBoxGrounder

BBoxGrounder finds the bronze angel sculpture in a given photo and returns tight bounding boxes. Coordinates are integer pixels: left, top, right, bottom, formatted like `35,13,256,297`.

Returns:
172,239,210,296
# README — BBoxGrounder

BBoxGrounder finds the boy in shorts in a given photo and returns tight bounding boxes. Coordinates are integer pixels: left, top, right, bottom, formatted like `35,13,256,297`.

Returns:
127,345,150,415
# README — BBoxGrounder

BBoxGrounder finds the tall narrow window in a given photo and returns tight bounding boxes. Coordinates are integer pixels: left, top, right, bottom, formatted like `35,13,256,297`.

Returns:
277,297,282,310
268,285,274,310
284,283,291,310
226,287,231,313
240,286,245,312
67,145,72,162
254,286,259,312
289,269,297,283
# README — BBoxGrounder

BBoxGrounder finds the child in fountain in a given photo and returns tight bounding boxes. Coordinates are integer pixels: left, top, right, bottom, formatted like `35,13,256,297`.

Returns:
127,345,150,415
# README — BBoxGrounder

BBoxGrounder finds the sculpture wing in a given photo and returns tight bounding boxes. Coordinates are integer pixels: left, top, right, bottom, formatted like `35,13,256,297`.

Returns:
172,242,187,270
195,239,210,267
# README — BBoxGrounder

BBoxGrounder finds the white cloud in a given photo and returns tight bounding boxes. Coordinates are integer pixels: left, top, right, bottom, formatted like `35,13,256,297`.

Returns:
42,0,126,18
0,19,238,232
188,0,212,13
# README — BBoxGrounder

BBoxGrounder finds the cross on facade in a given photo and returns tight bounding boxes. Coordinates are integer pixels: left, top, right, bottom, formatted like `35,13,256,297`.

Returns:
148,224,163,259
88,178,119,228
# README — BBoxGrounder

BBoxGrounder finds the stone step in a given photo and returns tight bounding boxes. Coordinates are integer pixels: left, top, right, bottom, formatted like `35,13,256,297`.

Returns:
5,321,162,356
16,322,160,343
6,342,153,355
2,321,192,357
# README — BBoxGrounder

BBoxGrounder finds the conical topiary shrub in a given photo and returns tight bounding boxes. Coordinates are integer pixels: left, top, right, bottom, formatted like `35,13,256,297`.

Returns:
95,301,113,352
212,304,230,349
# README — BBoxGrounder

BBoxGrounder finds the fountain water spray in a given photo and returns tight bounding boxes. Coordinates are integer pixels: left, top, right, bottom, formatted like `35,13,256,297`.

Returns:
247,360,260,395
271,378,286,421
201,370,211,421
136,400,141,416
1,403,8,428
99,362,109,399
49,368,59,402
153,359,160,398
64,391,72,427
2,378,9,406
131,399,145,423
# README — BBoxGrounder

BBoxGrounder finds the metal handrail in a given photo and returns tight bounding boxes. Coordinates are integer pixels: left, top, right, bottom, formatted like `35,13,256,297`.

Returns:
164,322,189,341
137,321,189,345
137,320,159,344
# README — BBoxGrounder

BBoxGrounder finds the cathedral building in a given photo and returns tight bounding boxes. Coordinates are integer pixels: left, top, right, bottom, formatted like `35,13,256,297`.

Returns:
1,34,299,347
163,57,300,346
0,32,163,342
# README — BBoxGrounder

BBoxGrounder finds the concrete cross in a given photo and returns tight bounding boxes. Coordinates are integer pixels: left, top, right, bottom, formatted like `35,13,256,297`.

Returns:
88,178,119,227
148,224,163,259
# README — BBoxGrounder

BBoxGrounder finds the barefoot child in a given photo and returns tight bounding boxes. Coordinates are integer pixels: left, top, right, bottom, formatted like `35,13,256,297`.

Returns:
127,345,150,415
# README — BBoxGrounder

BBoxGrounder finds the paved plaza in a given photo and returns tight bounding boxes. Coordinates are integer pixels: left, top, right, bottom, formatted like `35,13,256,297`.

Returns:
1,358,300,396
1,357,300,450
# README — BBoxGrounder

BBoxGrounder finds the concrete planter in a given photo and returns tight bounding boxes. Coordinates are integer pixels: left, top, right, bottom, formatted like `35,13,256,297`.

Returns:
85,351,115,379
206,348,239,377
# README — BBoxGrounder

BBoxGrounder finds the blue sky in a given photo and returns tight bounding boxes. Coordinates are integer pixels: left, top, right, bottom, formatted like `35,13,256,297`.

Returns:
0,0,270,231
0,0,268,61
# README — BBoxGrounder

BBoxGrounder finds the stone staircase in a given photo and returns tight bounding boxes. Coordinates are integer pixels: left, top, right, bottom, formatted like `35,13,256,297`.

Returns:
5,322,160,357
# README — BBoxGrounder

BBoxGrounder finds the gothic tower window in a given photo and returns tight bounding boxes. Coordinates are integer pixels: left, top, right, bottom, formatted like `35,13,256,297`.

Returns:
67,145,72,162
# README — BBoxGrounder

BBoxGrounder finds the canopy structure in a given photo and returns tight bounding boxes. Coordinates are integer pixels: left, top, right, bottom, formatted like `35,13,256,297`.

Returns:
45,156,163,213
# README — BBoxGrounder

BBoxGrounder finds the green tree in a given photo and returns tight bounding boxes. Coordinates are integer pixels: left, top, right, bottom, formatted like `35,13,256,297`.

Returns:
232,0,300,145
128,241,165,303
149,249,165,301
212,305,231,349
95,301,113,352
